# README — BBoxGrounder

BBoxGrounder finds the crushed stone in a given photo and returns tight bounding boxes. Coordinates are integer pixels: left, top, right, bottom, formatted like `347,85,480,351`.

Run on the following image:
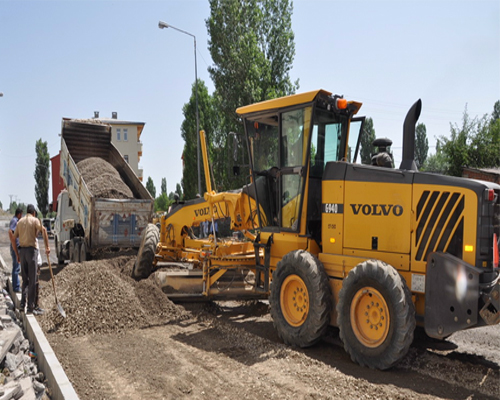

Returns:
38,256,186,336
76,157,134,199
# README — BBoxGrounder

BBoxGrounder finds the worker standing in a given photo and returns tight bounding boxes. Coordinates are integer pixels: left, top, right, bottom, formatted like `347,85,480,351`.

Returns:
10,204,50,315
8,208,23,293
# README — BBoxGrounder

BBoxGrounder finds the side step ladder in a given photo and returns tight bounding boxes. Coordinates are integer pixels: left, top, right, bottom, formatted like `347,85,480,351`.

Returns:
253,233,273,293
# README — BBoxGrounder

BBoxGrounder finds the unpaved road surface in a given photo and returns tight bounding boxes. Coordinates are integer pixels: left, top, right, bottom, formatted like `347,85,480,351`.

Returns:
0,216,499,400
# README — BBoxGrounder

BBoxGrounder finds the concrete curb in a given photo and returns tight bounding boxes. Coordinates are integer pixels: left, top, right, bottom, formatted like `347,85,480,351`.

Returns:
0,254,79,400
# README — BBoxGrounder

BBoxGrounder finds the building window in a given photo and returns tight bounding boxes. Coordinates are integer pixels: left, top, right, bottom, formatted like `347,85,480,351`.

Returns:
124,155,129,163
123,128,128,141
117,128,121,141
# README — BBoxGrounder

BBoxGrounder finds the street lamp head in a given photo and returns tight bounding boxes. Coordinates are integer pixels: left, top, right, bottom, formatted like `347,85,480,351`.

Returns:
158,21,169,29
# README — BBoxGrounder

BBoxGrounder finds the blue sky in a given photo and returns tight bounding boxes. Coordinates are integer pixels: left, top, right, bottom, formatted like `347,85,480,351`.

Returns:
0,0,498,210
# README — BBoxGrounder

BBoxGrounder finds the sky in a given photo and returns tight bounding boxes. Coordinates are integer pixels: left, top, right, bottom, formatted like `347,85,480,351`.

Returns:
0,0,498,210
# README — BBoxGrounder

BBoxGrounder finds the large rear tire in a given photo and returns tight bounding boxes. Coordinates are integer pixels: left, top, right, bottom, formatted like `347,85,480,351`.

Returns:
337,259,415,370
132,224,159,280
270,250,332,348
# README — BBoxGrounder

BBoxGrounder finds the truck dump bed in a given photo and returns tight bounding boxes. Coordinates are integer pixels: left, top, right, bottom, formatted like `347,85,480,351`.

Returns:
60,119,153,248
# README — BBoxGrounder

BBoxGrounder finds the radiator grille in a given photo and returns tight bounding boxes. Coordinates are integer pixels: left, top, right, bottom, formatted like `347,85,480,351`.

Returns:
415,190,464,261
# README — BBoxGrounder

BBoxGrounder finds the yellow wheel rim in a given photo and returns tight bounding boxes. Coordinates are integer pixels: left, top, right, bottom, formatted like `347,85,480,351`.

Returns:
351,287,390,348
280,274,309,327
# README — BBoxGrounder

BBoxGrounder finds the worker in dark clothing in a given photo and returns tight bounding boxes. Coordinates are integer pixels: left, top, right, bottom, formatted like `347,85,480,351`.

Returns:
8,208,23,292
10,204,50,315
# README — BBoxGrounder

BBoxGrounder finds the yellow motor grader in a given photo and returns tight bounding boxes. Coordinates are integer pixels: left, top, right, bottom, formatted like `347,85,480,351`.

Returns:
133,89,500,369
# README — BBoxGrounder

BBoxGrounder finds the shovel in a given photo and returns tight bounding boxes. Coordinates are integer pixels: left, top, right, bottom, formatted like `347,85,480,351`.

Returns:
47,258,66,318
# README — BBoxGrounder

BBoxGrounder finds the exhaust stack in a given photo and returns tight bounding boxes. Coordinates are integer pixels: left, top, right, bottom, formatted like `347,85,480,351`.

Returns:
399,99,422,171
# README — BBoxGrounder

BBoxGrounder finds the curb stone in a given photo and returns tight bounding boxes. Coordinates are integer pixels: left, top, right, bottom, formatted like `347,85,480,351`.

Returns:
0,254,78,400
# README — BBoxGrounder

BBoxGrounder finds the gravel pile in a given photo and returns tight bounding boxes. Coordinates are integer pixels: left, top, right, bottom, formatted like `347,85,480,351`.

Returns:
38,257,186,336
76,157,134,199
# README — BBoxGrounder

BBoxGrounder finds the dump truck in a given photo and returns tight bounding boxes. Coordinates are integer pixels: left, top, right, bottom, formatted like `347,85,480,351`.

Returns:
133,90,500,370
54,119,154,264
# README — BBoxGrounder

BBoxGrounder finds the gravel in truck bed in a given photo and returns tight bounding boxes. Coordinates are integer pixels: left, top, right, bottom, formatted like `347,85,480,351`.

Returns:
76,157,134,199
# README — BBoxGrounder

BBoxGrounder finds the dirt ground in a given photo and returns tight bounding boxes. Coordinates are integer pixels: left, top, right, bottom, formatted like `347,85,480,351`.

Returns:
0,217,499,400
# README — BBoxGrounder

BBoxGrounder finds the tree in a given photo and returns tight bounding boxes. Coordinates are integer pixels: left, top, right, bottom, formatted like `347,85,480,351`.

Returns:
359,117,376,164
155,193,171,212
161,178,167,195
180,80,218,199
438,104,500,176
9,202,27,215
421,141,448,174
175,183,183,200
492,100,500,122
206,0,298,190
34,139,50,217
415,123,429,169
145,177,156,198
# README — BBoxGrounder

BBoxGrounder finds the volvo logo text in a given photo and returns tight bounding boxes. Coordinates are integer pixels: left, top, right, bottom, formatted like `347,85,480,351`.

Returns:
350,204,403,217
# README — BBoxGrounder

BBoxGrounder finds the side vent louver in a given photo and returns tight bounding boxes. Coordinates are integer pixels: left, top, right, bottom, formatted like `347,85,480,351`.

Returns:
416,190,464,261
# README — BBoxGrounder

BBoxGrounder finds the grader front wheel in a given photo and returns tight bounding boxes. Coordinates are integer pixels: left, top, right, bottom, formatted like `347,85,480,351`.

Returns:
270,250,332,348
280,274,310,327
337,259,415,370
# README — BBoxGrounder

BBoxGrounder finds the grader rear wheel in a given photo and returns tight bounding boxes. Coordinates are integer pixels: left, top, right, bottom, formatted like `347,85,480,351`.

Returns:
132,223,159,280
337,259,415,370
270,250,332,348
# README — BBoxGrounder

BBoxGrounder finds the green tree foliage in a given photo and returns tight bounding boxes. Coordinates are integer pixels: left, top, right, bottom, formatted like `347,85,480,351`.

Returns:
9,202,27,215
421,141,448,174
146,176,156,198
206,0,298,190
492,100,500,122
438,104,500,176
161,178,167,195
155,193,171,212
359,117,376,164
180,80,218,199
34,139,50,217
415,123,429,169
175,183,183,200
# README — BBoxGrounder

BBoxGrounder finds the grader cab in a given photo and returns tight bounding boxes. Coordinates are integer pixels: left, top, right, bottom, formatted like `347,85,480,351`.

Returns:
133,89,500,370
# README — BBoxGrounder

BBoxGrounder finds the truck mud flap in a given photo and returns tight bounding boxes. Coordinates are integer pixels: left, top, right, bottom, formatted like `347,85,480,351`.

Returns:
425,252,481,339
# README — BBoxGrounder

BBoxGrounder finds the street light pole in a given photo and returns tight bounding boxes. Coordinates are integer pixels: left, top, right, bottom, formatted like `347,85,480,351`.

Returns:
158,21,202,197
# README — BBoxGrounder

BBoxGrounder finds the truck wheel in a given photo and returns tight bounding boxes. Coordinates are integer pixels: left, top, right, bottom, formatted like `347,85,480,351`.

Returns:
132,224,159,280
80,242,89,262
55,237,65,264
337,259,415,370
71,240,81,263
270,250,332,348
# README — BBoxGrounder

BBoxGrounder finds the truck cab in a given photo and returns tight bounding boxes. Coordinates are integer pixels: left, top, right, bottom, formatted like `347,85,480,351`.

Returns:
54,190,80,264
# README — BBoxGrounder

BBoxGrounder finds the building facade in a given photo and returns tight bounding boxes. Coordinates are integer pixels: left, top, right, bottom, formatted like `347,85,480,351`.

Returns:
94,112,145,181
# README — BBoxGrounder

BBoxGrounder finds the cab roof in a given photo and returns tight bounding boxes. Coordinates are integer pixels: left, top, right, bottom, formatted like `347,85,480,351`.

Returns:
236,89,332,117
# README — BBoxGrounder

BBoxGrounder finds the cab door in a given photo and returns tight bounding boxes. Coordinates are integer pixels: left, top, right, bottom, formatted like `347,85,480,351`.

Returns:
279,107,312,231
